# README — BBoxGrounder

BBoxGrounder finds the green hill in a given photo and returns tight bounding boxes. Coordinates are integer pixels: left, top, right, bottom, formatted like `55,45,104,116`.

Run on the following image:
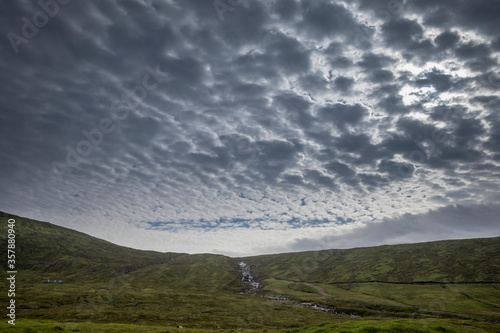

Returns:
2,211,498,285
243,237,500,284
119,253,247,293
0,211,184,282
1,211,499,332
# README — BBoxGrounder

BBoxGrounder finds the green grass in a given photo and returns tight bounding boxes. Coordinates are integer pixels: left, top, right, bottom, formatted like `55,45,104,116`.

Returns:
0,211,185,283
119,253,247,293
243,238,500,284
11,275,337,329
0,318,282,332
284,318,500,333
1,318,499,333
288,282,319,294
1,211,499,331
344,283,500,316
257,279,500,320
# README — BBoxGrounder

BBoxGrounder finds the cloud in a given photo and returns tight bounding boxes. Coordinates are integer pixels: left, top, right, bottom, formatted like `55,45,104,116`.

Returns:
299,1,359,38
285,204,500,253
0,0,499,255
434,31,460,50
333,76,354,92
318,103,368,130
382,18,424,48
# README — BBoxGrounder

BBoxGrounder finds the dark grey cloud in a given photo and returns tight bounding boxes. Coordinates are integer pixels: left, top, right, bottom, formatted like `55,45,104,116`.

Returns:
358,173,388,189
329,55,353,69
415,68,453,92
302,169,336,190
272,0,300,21
299,74,329,93
274,93,314,129
299,1,359,38
333,76,354,92
434,31,460,50
411,0,500,35
376,95,409,115
0,0,498,255
265,31,311,74
357,52,396,70
318,103,367,130
382,18,424,48
369,69,394,83
454,42,497,72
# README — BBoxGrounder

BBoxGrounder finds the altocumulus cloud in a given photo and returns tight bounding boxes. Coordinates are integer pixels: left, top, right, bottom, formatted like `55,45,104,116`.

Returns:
0,0,499,256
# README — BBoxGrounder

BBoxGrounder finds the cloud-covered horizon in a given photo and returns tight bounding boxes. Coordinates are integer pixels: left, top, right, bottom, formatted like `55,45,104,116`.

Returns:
1,0,499,256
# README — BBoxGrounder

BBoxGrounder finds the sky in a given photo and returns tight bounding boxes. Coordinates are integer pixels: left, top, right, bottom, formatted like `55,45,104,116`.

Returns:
1,0,499,257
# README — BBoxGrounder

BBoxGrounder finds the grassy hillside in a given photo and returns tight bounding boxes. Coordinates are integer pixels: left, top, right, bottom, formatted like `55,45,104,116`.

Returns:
3,210,498,285
243,238,500,284
0,212,337,329
120,253,247,293
240,236,500,323
1,317,498,333
0,211,184,282
0,211,499,332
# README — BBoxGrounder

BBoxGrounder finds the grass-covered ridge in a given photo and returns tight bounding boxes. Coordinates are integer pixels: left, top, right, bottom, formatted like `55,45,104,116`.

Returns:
243,237,500,284
1,211,499,332
0,211,184,282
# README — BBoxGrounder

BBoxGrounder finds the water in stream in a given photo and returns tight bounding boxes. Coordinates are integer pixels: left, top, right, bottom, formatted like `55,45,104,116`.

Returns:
238,261,260,290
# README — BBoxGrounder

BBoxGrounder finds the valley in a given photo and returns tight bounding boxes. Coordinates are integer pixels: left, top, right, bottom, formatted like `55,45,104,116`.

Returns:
1,211,499,332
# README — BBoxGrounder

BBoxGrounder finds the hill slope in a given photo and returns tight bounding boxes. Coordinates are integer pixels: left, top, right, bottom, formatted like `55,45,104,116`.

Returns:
1,211,499,331
243,237,500,284
0,211,184,282
1,210,499,285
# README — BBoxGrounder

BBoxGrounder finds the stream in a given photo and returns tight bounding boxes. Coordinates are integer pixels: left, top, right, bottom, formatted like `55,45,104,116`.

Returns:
238,261,260,291
237,261,359,317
